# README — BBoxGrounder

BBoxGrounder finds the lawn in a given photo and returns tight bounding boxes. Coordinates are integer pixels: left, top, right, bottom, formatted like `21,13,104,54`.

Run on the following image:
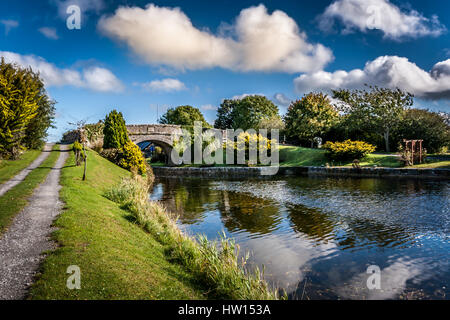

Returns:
279,145,403,167
0,145,60,235
0,149,42,184
29,147,205,300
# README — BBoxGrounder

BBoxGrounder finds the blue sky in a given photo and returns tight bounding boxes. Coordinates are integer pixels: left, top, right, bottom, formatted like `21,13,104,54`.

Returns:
1,0,449,141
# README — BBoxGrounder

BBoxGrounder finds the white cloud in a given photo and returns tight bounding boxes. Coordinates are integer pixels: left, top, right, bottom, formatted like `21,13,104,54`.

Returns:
98,4,333,73
0,19,19,35
273,93,291,106
319,0,446,40
38,27,59,40
231,93,265,100
82,67,124,92
294,56,450,100
201,104,217,111
0,51,123,92
139,78,186,92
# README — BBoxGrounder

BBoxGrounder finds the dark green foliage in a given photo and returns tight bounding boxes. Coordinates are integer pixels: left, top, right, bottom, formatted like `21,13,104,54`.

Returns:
392,109,450,153
103,110,129,149
214,99,234,129
332,86,413,152
215,95,280,131
284,93,338,147
159,105,210,128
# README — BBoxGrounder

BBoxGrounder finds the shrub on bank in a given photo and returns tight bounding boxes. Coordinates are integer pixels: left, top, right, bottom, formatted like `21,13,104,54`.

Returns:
323,140,376,161
118,141,147,175
105,176,279,300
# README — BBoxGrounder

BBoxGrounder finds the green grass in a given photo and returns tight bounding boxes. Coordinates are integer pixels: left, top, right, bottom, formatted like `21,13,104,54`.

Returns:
279,145,404,168
0,149,42,184
29,148,208,300
410,161,450,169
0,145,60,235
105,176,278,300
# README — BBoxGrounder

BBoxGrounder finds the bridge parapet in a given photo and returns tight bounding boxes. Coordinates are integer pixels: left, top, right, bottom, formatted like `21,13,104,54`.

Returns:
126,124,182,136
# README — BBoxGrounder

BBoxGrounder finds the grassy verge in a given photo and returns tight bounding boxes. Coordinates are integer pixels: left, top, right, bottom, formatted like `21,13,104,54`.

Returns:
0,149,42,184
0,145,60,235
105,176,278,300
30,148,276,299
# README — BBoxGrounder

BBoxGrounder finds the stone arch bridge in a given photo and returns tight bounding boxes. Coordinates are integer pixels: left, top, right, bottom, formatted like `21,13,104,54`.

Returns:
127,124,183,163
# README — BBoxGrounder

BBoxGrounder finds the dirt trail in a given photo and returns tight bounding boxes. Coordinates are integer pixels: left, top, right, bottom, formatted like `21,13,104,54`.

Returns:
0,144,54,197
0,144,69,300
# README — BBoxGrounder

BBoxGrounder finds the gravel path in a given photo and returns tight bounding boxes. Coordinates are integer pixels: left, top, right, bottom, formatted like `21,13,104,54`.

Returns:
0,144,54,197
0,144,69,300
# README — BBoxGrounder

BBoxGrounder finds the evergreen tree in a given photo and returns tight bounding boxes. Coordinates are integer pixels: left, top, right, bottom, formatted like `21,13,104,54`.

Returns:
103,110,129,149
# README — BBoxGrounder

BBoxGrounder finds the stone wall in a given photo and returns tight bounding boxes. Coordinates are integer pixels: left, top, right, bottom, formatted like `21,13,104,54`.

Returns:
153,166,450,179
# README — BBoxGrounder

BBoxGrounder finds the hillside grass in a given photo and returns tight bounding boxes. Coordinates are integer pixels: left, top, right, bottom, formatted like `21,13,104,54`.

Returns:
0,145,60,235
29,148,207,300
0,149,42,184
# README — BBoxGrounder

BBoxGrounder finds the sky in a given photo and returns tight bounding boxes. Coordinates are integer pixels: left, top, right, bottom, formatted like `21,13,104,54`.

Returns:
1,0,449,141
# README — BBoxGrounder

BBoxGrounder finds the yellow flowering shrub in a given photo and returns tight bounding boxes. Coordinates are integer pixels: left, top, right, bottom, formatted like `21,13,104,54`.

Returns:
226,132,276,164
118,141,147,175
323,140,376,161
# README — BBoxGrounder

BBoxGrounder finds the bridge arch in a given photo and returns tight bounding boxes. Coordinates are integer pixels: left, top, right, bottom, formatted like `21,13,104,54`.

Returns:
127,124,182,165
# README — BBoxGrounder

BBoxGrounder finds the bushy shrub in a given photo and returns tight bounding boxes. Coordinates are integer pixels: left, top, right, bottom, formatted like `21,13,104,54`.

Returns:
118,141,147,175
323,140,376,161
226,132,276,165
72,141,84,166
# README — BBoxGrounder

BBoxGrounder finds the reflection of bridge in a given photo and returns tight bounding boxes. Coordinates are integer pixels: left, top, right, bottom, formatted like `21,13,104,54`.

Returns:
127,124,182,164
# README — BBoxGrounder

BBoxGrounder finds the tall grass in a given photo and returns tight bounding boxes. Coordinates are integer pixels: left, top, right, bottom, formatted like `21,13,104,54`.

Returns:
105,175,280,300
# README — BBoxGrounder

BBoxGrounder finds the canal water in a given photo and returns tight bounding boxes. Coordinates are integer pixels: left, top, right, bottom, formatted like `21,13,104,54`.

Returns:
150,176,449,300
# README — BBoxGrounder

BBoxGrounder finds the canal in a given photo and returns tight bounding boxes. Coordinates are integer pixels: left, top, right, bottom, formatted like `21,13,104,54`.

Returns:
150,176,449,299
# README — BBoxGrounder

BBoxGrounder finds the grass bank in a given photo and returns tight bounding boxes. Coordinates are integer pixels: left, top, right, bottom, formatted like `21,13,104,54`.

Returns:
0,149,42,184
0,145,60,235
279,146,450,168
30,147,277,300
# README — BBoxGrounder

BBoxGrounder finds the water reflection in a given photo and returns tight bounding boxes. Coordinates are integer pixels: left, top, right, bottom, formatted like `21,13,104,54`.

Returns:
150,176,450,299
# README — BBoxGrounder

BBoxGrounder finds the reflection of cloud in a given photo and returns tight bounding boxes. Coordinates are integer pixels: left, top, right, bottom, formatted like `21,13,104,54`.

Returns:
243,233,337,293
336,257,426,300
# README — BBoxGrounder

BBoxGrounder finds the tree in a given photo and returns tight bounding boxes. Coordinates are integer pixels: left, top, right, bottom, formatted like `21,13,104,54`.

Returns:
234,96,280,131
284,93,338,147
214,95,281,131
393,109,450,153
333,86,413,152
159,105,210,128
103,110,129,149
214,99,235,129
23,93,56,149
0,58,44,158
